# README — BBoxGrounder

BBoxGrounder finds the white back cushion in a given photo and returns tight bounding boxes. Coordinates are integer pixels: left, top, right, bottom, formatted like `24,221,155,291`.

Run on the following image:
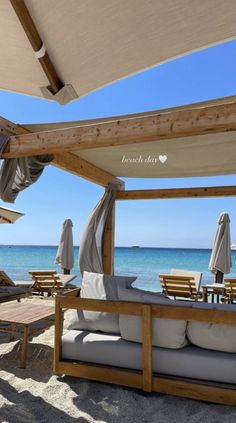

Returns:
187,322,236,353
118,287,190,349
187,302,236,352
67,272,136,334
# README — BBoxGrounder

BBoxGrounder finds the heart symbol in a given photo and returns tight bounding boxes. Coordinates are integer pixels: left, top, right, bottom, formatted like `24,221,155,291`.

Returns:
159,155,167,164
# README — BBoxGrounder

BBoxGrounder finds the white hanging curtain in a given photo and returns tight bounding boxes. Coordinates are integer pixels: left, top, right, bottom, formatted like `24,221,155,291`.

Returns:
79,185,117,275
0,135,53,203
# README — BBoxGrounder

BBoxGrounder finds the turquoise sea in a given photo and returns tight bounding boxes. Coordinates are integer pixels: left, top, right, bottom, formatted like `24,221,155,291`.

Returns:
0,245,236,291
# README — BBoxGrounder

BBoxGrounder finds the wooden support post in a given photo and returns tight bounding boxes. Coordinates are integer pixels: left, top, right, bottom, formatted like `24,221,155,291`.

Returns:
54,297,64,373
102,204,115,275
142,305,152,392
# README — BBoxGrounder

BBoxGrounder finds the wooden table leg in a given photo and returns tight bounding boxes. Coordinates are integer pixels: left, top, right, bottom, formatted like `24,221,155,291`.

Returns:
20,325,29,368
202,287,208,303
10,323,16,341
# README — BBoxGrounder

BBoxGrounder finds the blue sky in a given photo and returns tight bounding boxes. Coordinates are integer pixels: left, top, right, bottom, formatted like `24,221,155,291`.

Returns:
0,40,236,248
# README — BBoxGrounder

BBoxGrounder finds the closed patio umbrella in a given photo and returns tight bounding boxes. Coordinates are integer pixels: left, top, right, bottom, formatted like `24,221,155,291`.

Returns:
55,219,74,274
209,212,232,284
0,206,24,223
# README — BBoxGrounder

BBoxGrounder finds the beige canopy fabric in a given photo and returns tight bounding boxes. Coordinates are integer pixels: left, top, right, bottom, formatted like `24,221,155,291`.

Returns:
209,213,232,283
76,131,236,179
0,1,236,103
0,206,24,224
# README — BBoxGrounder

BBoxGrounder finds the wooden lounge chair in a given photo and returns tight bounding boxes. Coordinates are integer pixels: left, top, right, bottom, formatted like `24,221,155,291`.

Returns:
0,271,31,302
29,270,60,296
0,270,33,288
29,270,73,296
0,270,16,286
159,269,202,300
222,278,236,303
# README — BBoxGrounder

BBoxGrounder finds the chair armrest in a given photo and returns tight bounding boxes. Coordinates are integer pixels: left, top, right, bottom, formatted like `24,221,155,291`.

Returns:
60,287,81,297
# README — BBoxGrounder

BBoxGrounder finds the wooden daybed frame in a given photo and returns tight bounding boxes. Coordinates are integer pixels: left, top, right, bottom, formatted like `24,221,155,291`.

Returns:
54,289,236,405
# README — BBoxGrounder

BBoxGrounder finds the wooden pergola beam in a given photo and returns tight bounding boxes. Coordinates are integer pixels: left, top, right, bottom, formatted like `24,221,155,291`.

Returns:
116,186,236,200
0,116,124,188
0,116,23,135
53,153,123,188
3,100,236,158
10,0,63,94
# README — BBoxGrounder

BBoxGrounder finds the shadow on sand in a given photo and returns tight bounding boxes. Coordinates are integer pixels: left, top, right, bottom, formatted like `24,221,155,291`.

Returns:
0,341,53,383
0,378,88,423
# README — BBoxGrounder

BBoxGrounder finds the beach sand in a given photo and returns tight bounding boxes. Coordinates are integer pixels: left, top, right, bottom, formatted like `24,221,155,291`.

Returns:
0,297,236,423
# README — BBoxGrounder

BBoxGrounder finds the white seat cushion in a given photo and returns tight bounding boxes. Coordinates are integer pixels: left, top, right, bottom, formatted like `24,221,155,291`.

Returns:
62,330,236,385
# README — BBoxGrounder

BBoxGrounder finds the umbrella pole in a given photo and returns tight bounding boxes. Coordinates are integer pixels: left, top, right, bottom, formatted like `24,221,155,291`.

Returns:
215,270,224,284
63,268,70,275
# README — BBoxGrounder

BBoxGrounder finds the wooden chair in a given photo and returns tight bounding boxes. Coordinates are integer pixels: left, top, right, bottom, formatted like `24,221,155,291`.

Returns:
222,279,236,303
159,274,202,300
29,270,62,296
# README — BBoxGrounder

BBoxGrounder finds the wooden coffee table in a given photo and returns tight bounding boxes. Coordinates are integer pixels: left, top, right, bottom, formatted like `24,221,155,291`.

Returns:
0,302,55,368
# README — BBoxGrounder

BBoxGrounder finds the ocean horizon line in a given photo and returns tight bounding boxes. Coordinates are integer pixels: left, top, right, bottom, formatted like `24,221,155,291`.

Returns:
0,244,216,250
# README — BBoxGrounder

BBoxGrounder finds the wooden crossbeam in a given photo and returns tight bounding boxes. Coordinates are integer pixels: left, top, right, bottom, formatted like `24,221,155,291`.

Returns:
3,100,236,158
116,186,236,200
0,116,22,135
0,116,124,188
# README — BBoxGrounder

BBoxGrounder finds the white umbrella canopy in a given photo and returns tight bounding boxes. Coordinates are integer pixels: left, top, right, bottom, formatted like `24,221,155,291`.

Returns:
55,219,74,274
209,212,232,284
0,206,24,224
1,1,236,104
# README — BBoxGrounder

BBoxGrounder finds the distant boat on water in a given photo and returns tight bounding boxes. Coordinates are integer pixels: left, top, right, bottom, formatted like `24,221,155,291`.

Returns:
131,245,140,248
231,243,236,250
